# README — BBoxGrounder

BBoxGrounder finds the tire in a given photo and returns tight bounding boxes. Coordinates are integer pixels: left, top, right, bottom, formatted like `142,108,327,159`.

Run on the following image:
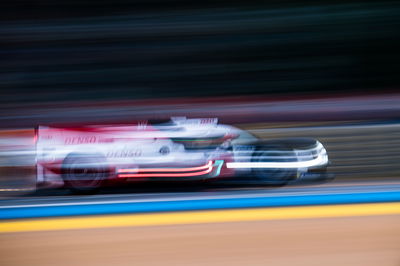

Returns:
62,153,109,193
251,144,297,186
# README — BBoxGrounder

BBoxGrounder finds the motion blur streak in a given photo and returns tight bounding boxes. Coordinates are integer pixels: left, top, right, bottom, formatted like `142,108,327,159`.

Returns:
2,216,398,266
117,161,213,173
1,2,400,104
117,165,213,178
0,202,399,233
1,0,399,265
2,120,400,191
226,154,327,168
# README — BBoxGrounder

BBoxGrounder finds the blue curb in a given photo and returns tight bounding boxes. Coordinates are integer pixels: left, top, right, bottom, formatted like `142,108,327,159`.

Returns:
1,191,400,220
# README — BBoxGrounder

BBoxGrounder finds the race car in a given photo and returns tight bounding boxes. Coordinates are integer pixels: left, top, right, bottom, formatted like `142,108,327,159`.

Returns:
35,117,330,192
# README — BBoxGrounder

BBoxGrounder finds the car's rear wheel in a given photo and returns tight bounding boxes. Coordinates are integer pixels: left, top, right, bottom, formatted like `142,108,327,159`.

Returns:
251,145,297,186
62,153,109,193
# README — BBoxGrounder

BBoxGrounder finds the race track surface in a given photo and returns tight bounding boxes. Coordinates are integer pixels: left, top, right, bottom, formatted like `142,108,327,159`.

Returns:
0,179,399,265
1,215,399,266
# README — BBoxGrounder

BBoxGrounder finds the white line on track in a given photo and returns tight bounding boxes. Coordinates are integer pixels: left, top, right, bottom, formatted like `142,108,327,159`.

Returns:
1,186,399,209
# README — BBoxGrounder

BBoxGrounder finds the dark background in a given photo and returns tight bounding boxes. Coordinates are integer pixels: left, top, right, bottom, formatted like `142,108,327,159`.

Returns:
1,0,399,104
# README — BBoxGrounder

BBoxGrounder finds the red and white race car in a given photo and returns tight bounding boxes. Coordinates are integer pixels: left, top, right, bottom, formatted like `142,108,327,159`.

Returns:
35,117,330,192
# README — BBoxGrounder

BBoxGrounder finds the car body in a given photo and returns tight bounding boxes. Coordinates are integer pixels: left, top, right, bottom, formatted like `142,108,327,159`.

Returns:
36,117,330,191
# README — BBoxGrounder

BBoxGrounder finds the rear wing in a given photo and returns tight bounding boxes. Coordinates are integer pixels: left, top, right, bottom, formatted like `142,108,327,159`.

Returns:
171,117,218,125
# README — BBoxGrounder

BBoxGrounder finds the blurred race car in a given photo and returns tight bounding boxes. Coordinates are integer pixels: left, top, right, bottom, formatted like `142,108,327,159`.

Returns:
36,117,330,192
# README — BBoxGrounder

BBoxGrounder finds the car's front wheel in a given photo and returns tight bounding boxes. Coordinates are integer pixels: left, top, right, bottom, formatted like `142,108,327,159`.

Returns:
251,145,297,186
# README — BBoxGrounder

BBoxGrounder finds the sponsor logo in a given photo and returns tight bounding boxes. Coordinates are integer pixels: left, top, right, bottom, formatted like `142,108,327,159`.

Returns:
106,149,142,158
64,136,97,145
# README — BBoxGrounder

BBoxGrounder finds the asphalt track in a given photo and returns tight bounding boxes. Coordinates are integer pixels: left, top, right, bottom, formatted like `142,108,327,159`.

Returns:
0,180,399,265
2,180,400,208
0,180,399,230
